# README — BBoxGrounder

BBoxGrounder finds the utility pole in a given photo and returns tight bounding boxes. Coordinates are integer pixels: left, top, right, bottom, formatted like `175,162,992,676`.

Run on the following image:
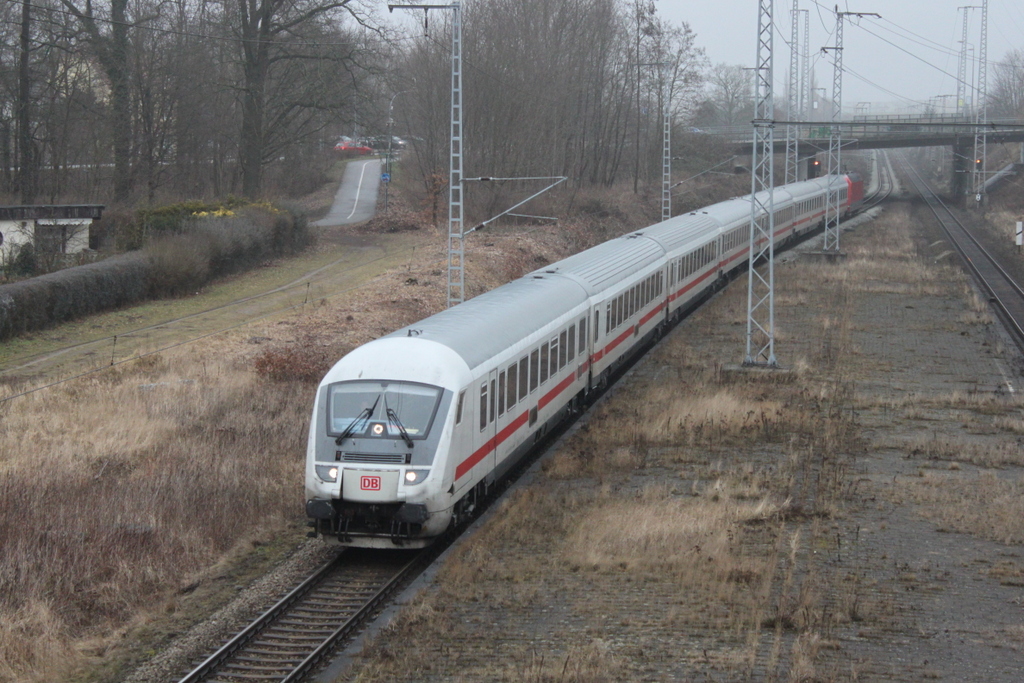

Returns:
802,9,810,125
785,0,800,186
957,6,976,118
745,0,778,367
389,2,464,307
822,7,880,253
662,95,672,220
973,0,988,209
384,90,409,214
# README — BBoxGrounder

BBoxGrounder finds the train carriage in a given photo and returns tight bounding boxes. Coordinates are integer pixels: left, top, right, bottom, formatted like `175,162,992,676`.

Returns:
305,173,864,548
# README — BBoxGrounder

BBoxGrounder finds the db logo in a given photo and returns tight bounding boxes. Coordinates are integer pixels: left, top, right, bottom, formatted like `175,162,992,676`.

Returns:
360,476,381,491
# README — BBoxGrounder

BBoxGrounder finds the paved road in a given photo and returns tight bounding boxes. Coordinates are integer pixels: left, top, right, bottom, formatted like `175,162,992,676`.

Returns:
314,158,382,226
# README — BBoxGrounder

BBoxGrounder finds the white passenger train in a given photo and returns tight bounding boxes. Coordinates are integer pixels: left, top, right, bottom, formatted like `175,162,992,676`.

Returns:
305,174,865,547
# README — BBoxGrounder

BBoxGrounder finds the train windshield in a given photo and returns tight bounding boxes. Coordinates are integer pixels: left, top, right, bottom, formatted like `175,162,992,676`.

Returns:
328,381,442,439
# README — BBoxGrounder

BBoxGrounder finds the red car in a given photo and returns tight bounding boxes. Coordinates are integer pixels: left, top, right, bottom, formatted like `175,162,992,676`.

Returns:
333,139,373,156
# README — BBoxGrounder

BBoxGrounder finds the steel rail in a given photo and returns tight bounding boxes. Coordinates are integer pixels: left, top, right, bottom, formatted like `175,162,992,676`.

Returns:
176,550,427,683
280,552,426,683
860,151,894,211
177,553,344,683
897,154,1024,351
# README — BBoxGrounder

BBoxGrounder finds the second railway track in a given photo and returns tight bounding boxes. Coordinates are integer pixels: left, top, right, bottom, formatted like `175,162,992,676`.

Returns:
897,152,1024,352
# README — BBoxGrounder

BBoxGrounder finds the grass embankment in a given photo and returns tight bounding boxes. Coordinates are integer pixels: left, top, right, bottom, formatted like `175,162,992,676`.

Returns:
342,201,1024,681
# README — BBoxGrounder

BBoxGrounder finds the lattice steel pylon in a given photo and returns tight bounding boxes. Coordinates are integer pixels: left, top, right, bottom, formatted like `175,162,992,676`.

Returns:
802,9,810,125
823,12,844,253
744,0,778,367
662,102,672,221
390,2,464,307
823,8,879,251
973,0,987,206
957,6,971,118
785,0,800,185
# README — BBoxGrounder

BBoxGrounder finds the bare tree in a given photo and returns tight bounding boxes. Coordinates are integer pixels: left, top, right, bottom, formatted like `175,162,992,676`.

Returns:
59,0,143,203
694,63,753,128
229,0,374,198
989,49,1024,119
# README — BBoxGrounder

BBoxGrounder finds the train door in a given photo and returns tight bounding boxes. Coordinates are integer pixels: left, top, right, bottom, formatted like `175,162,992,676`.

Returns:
482,368,498,478
456,369,498,498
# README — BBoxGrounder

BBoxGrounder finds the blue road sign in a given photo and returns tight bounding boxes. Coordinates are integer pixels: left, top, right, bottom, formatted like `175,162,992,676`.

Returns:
381,173,391,183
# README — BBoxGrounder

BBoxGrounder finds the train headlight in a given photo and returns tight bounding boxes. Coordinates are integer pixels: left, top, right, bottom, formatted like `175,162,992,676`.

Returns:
404,469,429,485
315,465,339,482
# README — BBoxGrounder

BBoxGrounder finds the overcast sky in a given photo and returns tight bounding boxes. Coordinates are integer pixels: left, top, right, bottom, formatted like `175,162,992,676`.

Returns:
662,0,1024,114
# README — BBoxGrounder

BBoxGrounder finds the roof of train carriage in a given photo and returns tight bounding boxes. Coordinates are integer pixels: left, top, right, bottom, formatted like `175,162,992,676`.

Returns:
639,211,720,253
387,273,589,371
698,189,778,227
526,230,666,295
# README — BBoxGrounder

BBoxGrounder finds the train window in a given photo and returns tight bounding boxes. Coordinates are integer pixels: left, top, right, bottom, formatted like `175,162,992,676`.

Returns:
630,286,637,316
670,261,676,285
530,349,539,392
489,379,496,424
567,326,576,362
579,317,588,352
608,300,615,331
519,356,529,397
617,294,624,326
559,330,567,368
479,385,487,431
498,372,506,416
549,336,559,376
456,390,465,425
507,363,517,409
594,311,599,342
539,343,549,384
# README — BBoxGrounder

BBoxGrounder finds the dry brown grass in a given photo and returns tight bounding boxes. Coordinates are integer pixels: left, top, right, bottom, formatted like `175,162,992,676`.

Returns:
0,355,310,681
899,472,1024,544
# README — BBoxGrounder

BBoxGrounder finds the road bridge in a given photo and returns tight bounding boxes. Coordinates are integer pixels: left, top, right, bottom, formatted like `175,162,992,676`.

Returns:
708,114,1024,198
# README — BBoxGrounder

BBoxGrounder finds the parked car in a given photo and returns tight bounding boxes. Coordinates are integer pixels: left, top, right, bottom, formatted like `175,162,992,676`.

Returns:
334,139,373,156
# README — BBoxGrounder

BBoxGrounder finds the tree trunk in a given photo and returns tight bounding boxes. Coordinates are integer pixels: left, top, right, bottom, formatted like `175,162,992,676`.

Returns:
109,0,132,203
238,0,273,199
17,0,37,204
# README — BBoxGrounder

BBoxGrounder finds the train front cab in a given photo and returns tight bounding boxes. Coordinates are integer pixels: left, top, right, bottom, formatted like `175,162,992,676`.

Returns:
304,339,468,548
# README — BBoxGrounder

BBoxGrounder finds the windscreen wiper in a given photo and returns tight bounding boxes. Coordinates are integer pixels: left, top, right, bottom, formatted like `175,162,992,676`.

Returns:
335,395,380,445
386,407,414,448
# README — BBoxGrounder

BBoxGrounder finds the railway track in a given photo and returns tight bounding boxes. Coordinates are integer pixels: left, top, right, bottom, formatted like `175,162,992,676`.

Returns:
862,149,895,210
896,152,1024,353
177,549,431,683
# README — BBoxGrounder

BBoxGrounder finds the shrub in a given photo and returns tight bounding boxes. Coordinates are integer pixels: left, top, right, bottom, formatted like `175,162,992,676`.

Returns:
253,335,337,382
0,203,311,341
11,243,35,277
145,232,212,297
0,253,150,340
